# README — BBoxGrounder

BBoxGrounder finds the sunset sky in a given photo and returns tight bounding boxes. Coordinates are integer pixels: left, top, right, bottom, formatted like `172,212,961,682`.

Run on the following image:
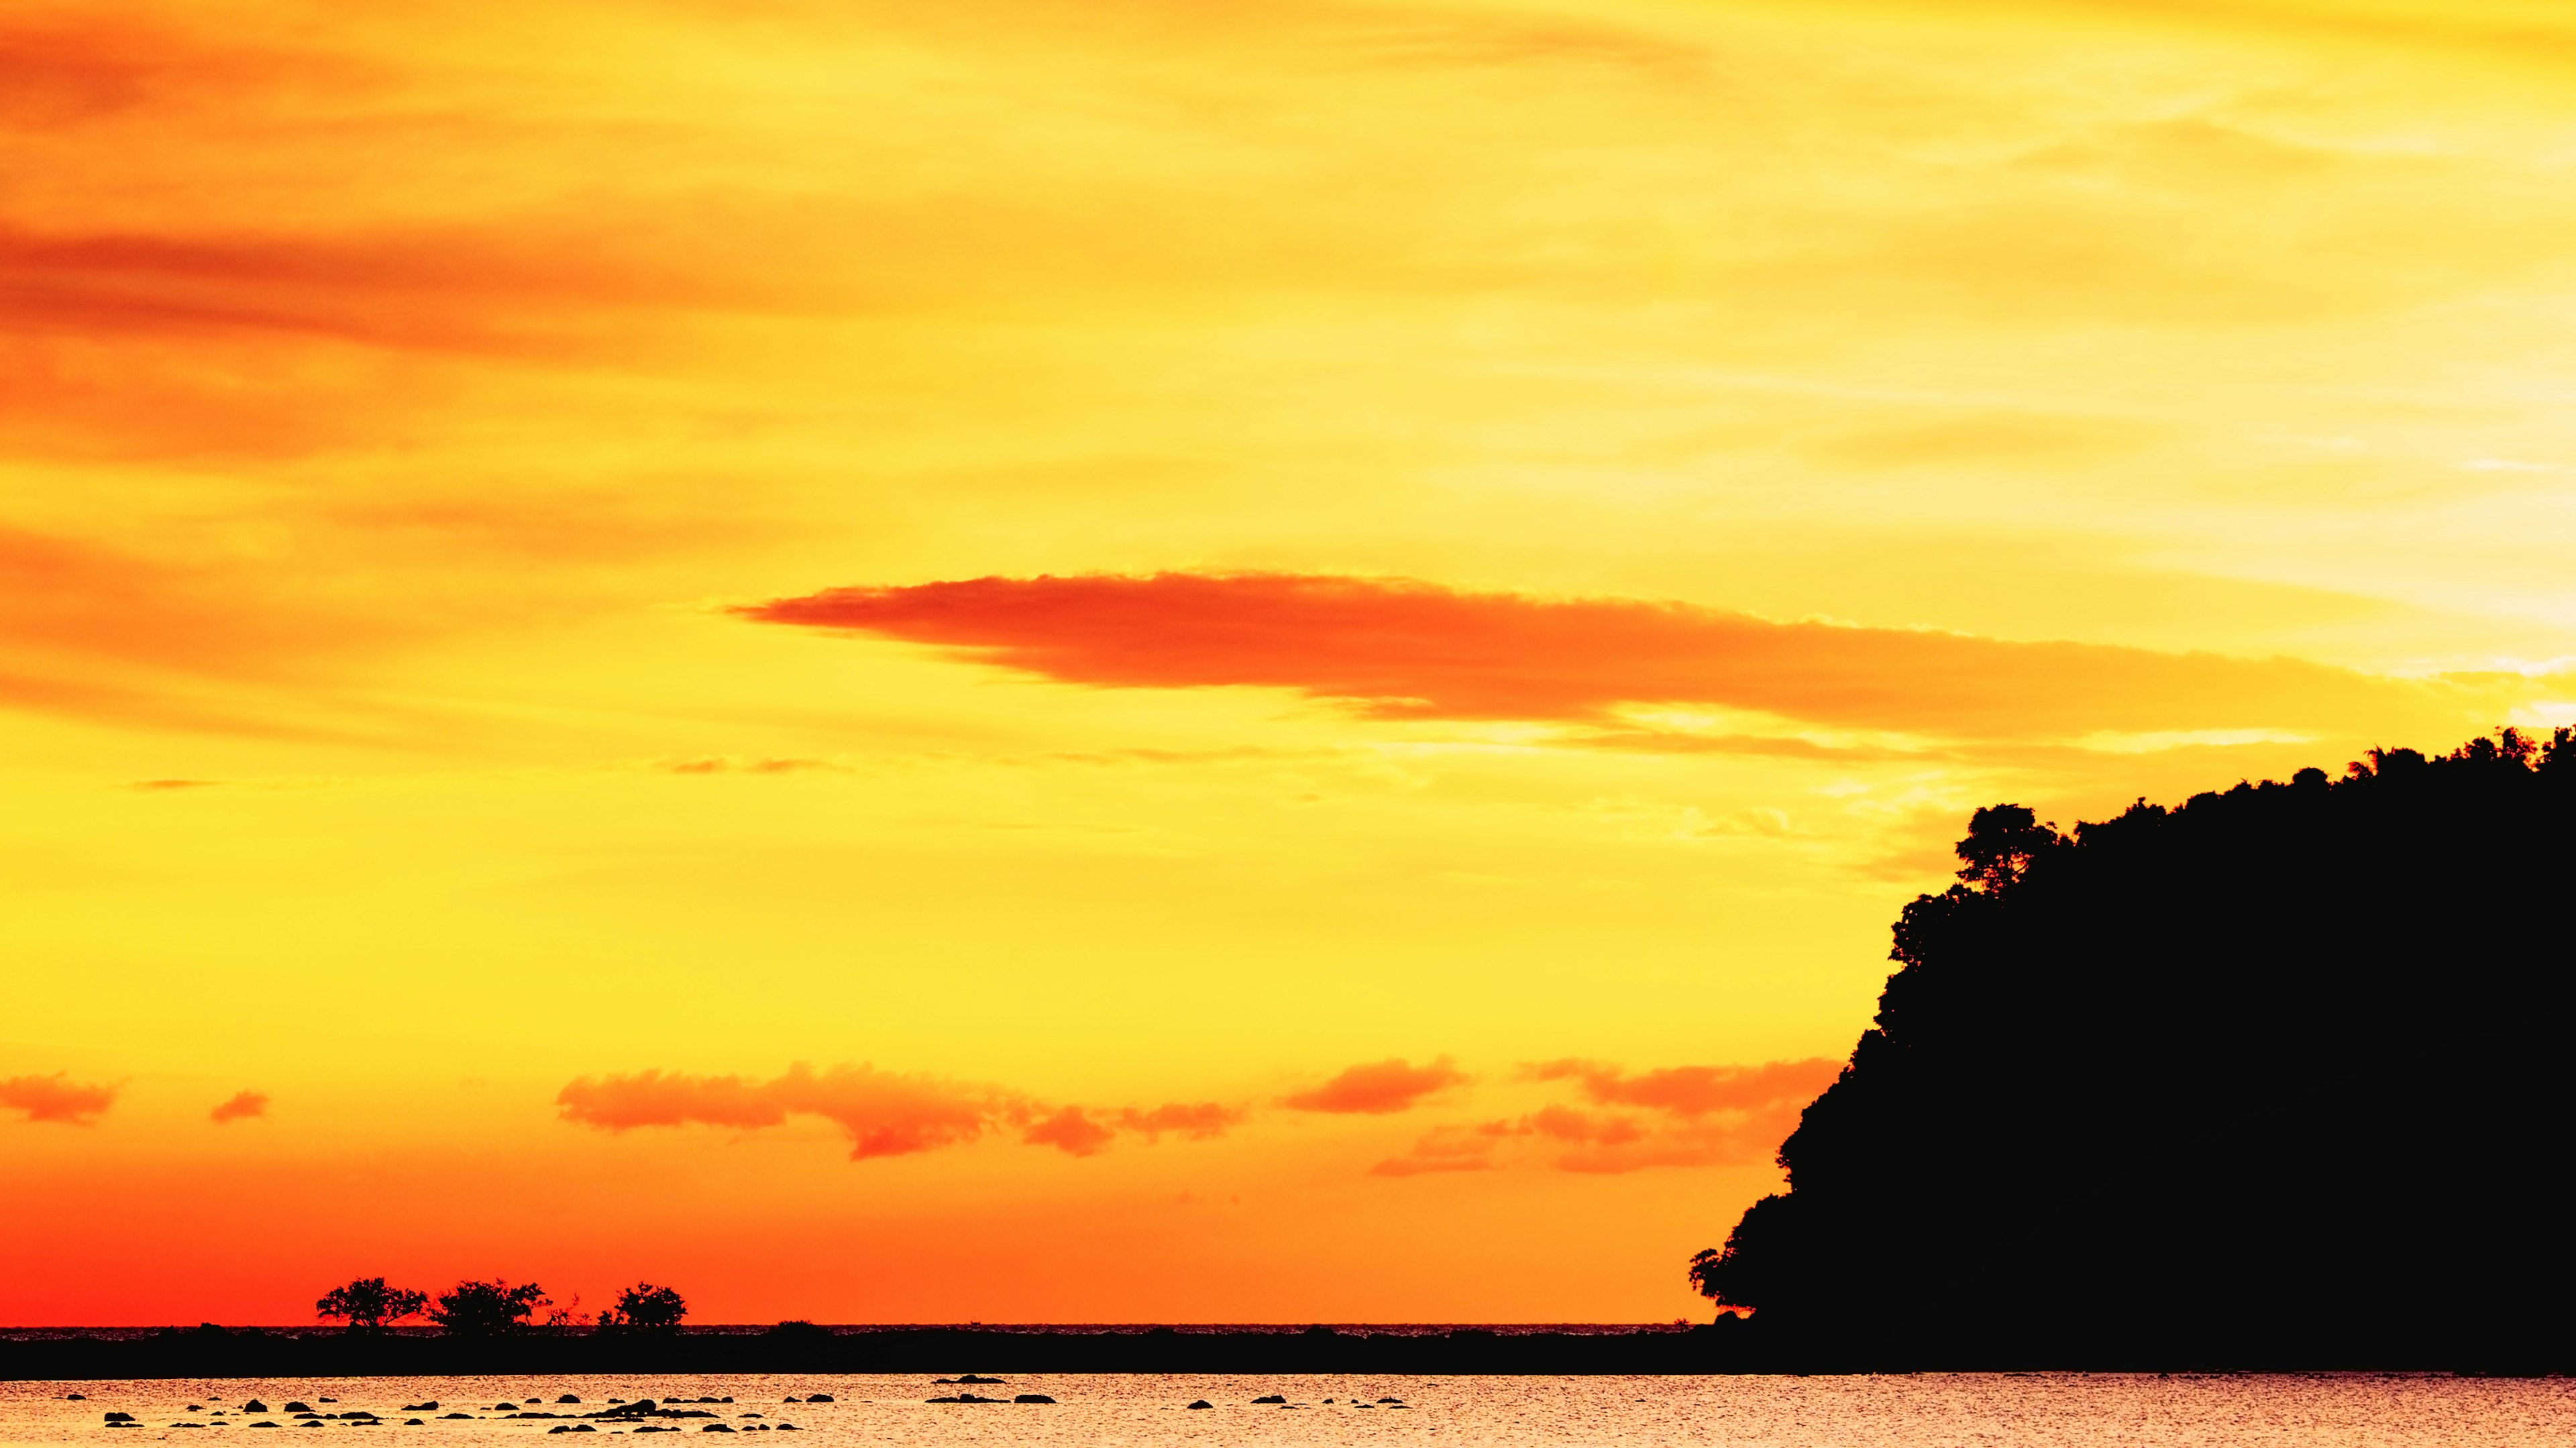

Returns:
7,0,2576,1326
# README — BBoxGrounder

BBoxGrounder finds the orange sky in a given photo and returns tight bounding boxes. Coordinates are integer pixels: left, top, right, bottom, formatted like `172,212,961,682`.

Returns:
6,0,2576,1325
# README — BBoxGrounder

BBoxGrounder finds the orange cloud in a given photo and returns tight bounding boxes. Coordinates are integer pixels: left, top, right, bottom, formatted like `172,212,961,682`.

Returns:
561,1066,1244,1160
0,1072,119,1125
1369,1058,1839,1177
1020,1101,1248,1155
1020,1106,1116,1157
207,1089,267,1124
1365,1131,1499,1178
1523,1056,1842,1117
1113,1101,1245,1140
1282,1056,1467,1115
740,573,2491,742
557,1063,1014,1161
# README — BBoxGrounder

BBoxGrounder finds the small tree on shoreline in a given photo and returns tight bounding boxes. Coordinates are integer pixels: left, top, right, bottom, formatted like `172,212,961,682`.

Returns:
315,1278,428,1333
429,1280,549,1336
600,1283,687,1332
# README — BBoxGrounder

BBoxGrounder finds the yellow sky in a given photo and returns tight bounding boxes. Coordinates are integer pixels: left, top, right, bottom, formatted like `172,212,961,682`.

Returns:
5,0,2575,1324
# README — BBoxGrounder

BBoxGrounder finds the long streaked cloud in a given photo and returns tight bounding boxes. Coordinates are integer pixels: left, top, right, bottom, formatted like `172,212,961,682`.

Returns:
556,1062,1243,1161
0,1072,120,1125
1369,1056,1838,1177
739,573,2513,744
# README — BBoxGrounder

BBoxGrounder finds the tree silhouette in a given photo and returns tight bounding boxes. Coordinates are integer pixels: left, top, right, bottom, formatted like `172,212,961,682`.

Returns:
599,1283,687,1332
427,1280,549,1337
1688,729,2576,1368
313,1278,427,1332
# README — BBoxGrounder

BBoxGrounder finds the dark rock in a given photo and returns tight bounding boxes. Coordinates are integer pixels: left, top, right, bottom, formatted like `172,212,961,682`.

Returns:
440,1415,474,1421
799,1396,831,1404
250,1424,278,1429
1379,1397,1403,1404
105,1412,137,1422
700,1427,735,1433
559,1397,582,1405
68,1394,87,1402
243,1404,268,1414
1252,1396,1285,1404
778,1398,798,1404
1186,1400,1213,1410
1012,1395,1055,1405
284,1404,313,1414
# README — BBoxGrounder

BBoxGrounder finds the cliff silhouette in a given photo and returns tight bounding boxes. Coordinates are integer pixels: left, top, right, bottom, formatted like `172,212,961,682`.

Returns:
1694,730,2576,1370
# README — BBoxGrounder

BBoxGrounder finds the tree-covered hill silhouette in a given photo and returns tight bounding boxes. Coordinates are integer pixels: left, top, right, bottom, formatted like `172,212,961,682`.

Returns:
1691,730,2576,1369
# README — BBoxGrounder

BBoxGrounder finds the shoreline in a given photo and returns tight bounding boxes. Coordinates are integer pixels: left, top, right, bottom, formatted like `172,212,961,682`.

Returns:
3,1325,2561,1380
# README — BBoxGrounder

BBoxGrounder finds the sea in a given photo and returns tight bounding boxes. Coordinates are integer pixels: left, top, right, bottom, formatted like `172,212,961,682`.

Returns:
4,1374,2573,1448
5,1370,2576,1432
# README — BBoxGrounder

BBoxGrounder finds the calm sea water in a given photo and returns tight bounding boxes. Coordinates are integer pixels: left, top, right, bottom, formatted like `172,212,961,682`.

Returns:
4,1374,2571,1448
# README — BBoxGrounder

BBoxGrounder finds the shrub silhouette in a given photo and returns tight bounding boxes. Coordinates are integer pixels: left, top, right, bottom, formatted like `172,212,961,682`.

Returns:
1691,730,2576,1368
314,1279,427,1332
428,1280,549,1337
600,1283,687,1332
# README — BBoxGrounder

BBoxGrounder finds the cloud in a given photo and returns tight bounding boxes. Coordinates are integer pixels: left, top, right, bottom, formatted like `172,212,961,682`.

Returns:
1523,1057,1843,1117
559,1065,1244,1161
739,572,2500,743
1021,1106,1116,1157
1370,1058,1839,1178
1366,1131,1499,1178
208,1089,268,1124
0,1072,119,1125
558,1063,1014,1160
1282,1056,1468,1115
1113,1101,1246,1139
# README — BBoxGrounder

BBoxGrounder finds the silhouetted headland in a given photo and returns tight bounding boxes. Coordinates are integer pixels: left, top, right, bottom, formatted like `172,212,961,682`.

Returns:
1689,730,2576,1372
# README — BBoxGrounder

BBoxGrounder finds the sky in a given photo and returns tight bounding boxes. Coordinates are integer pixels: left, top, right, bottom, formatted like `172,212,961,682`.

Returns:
5,0,2576,1326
